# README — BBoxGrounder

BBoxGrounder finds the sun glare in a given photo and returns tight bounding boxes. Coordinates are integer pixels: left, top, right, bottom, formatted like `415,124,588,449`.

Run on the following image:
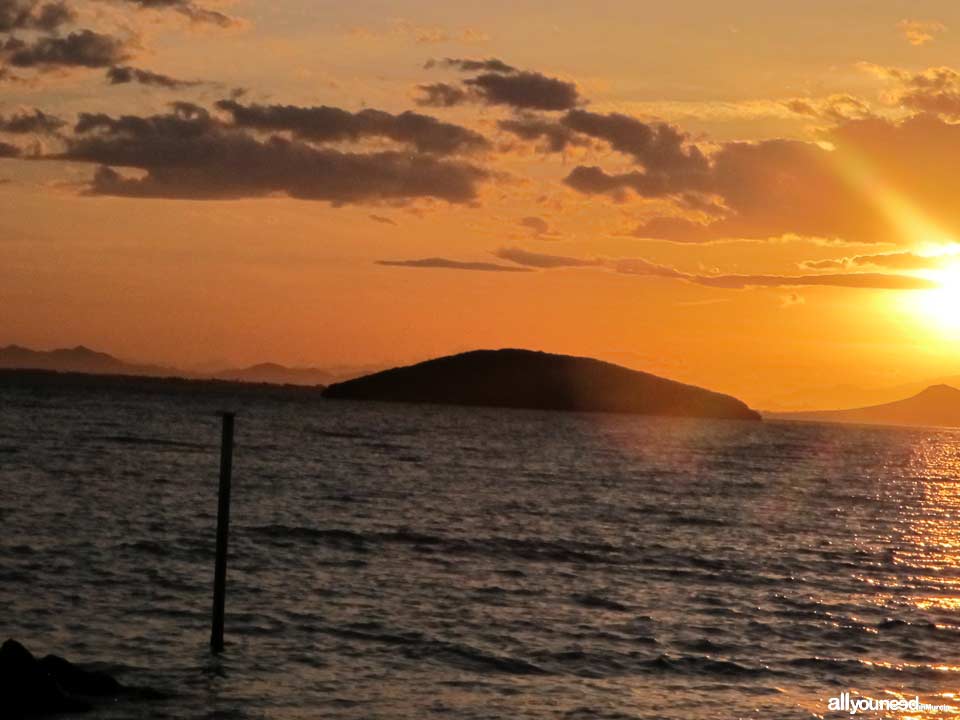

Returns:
911,260,960,335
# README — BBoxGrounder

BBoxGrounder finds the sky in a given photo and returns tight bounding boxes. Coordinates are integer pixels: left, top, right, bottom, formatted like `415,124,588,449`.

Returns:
4,0,960,408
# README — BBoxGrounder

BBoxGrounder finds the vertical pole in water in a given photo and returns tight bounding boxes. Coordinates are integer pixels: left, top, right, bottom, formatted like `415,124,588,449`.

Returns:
211,411,234,653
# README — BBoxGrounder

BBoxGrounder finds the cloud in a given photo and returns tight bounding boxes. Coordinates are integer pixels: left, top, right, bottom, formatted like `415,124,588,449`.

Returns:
495,246,597,268
0,107,63,133
566,113,960,245
375,245,943,290
350,23,488,45
0,2,230,83
582,139,838,237
801,251,947,271
0,139,20,156
519,216,550,235
631,216,719,243
563,110,707,168
3,29,129,69
369,214,396,225
783,94,872,123
686,271,937,290
487,246,937,289
377,257,532,272
421,59,581,111
865,65,960,118
898,19,945,46
216,99,488,155
54,104,489,204
414,82,468,107
119,0,236,28
426,57,516,73
464,71,580,110
500,109,710,192
0,0,74,32
497,114,581,151
566,164,708,198
489,99,960,245
501,110,715,170
393,22,485,45
106,65,199,89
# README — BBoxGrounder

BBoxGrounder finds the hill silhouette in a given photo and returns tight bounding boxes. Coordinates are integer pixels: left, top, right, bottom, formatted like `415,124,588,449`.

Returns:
213,363,331,387
0,344,174,377
0,345,336,387
758,374,960,412
772,384,960,428
323,349,761,420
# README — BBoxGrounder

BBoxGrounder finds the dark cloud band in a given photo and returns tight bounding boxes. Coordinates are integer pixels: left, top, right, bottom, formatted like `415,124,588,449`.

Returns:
107,65,199,89
419,59,581,111
4,30,128,68
52,105,489,204
216,99,489,156
0,108,63,133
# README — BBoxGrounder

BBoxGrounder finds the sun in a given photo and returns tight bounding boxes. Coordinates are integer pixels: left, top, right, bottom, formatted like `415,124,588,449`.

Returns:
912,261,960,335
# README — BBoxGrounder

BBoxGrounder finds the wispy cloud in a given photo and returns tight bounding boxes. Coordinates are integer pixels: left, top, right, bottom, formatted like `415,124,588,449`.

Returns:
348,21,488,45
106,65,202,89
801,251,949,271
380,246,938,291
898,19,946,46
377,257,532,272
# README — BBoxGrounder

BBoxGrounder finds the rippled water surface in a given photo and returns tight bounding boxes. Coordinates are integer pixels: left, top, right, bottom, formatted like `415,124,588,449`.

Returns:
5,382,960,719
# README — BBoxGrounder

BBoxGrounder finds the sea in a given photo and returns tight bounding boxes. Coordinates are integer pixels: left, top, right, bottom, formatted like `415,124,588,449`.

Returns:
4,379,960,719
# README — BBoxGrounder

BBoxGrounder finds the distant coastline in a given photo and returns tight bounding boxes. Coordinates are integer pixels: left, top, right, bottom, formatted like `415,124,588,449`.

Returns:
0,368,329,399
0,344,350,388
15,344,960,430
0,349,764,422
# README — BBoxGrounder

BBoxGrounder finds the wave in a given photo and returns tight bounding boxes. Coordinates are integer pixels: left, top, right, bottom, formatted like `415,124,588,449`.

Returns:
784,655,960,680
642,653,779,678
244,524,620,565
324,622,546,676
247,525,369,551
572,593,630,612
80,434,210,451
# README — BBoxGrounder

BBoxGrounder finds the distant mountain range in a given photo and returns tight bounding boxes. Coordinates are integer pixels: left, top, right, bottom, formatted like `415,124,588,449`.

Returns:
771,384,960,428
0,345,175,377
324,348,762,420
759,376,960,413
0,345,358,387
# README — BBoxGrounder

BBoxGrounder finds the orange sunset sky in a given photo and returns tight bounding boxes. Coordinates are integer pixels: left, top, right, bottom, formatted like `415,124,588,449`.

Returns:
4,0,960,409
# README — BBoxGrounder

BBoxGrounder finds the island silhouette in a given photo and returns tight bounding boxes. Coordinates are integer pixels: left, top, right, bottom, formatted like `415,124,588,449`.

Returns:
322,349,761,420
771,384,960,428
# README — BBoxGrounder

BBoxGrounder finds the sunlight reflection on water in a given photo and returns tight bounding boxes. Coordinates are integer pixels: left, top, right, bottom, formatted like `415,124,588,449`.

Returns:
5,385,960,718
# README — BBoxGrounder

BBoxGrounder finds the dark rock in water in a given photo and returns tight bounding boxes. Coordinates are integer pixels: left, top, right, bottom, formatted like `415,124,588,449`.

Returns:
0,639,122,718
0,639,89,716
323,349,761,421
38,654,122,697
